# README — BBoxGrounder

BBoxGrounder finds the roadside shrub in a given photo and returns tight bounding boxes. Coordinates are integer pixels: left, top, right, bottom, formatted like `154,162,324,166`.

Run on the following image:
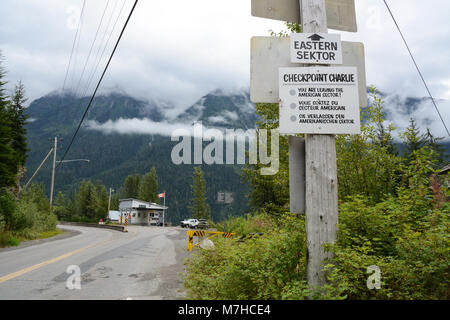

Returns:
322,186,449,300
0,232,19,247
213,212,274,235
338,196,400,256
0,191,16,230
20,184,50,213
184,186,449,300
323,220,449,300
11,198,57,239
10,199,35,232
184,214,308,299
2,184,58,241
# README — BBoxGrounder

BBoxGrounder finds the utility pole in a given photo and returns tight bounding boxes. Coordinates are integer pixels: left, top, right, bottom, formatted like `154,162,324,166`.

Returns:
300,0,339,288
49,136,58,209
250,0,361,292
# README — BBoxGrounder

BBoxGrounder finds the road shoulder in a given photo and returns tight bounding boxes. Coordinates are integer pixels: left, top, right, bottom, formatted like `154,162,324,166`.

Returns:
0,227,81,253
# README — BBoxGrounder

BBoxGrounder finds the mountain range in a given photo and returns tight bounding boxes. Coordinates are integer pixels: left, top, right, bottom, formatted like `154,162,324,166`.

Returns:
25,89,258,224
24,88,449,224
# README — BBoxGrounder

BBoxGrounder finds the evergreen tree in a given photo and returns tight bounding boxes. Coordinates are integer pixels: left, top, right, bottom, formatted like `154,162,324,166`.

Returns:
122,174,140,198
242,101,289,213
424,128,447,167
370,87,397,155
0,52,17,190
66,190,77,221
401,118,427,161
110,193,119,210
189,167,210,220
76,180,97,220
94,181,108,219
375,121,397,155
7,81,29,167
53,192,68,221
138,167,158,203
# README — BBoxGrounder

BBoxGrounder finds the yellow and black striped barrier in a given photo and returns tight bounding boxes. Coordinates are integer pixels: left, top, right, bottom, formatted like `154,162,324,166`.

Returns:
187,230,235,251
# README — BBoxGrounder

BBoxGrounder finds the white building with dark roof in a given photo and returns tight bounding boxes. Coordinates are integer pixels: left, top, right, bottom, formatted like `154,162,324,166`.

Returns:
119,198,167,226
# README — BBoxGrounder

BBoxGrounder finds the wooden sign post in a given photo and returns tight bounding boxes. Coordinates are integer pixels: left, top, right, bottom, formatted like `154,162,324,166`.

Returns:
250,0,364,291
300,0,338,288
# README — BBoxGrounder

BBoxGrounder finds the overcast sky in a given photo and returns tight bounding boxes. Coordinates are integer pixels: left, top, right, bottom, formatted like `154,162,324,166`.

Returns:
1,0,449,139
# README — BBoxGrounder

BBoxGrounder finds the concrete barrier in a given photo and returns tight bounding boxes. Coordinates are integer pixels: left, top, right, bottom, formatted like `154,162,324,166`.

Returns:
58,221,127,232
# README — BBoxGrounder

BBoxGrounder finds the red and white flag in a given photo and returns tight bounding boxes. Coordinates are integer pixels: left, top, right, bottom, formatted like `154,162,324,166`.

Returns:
158,192,165,198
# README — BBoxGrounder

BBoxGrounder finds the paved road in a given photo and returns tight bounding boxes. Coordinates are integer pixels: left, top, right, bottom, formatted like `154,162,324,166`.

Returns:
0,225,190,300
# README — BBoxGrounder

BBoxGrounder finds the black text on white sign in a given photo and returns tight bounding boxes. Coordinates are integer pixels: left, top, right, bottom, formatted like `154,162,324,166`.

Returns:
290,33,342,65
279,66,360,134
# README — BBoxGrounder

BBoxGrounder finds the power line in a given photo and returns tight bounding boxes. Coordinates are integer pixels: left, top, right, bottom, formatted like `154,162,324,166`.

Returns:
61,0,87,95
69,1,89,94
81,0,122,97
82,0,127,98
57,0,139,169
73,0,111,98
383,0,450,137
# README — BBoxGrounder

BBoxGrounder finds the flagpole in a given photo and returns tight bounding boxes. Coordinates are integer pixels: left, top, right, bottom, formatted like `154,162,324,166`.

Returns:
163,191,166,227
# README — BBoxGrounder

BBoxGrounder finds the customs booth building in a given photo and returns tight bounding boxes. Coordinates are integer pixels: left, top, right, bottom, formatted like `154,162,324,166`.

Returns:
118,198,167,226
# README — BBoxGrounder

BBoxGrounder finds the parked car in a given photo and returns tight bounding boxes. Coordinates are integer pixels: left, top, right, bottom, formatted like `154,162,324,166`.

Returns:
180,218,198,228
188,219,199,228
180,219,190,228
197,219,209,229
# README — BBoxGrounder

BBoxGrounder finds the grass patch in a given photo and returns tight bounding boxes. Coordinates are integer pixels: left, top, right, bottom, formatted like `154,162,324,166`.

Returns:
15,228,63,242
0,232,20,248
38,229,63,239
0,228,64,248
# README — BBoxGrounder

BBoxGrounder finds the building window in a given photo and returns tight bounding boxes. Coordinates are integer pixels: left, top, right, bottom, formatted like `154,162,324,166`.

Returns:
133,213,136,217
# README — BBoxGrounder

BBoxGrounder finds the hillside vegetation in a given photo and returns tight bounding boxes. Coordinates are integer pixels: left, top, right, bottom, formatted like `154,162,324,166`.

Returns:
24,90,256,224
0,54,58,247
183,87,449,300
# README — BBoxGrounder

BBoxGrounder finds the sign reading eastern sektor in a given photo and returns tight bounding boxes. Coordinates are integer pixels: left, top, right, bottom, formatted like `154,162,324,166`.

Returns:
279,66,361,135
291,33,342,65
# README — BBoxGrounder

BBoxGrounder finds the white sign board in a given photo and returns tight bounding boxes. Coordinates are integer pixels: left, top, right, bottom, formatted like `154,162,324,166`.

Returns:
291,33,342,65
251,0,357,32
250,36,367,107
279,66,360,134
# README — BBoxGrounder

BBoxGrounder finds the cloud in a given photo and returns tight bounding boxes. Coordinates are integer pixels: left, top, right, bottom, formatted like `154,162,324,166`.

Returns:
208,110,239,124
85,118,258,144
0,0,285,109
207,115,227,124
85,118,189,136
1,0,449,136
382,93,450,142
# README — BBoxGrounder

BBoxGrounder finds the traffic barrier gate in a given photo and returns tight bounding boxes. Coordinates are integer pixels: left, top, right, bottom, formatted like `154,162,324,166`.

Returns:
187,230,235,251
